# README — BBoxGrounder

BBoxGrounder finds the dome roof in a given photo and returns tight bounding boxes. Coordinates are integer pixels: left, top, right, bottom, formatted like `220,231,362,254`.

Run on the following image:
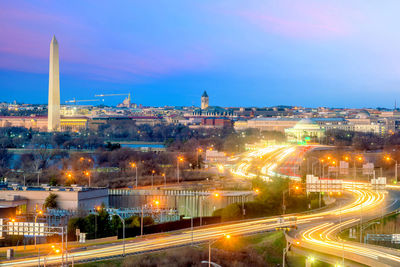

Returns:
293,118,321,130
355,110,370,119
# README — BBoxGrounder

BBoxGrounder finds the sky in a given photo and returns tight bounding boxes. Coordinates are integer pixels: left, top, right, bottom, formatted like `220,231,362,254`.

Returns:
1,0,400,108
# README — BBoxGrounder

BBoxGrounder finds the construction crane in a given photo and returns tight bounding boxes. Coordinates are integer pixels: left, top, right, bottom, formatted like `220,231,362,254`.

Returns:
95,93,132,107
65,98,101,104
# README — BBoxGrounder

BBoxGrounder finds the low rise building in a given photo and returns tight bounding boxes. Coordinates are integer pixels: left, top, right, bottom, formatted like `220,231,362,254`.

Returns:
247,117,300,132
0,185,108,213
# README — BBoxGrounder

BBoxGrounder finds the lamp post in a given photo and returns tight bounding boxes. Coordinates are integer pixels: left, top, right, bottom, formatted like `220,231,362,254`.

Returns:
206,234,231,267
44,245,61,267
283,240,300,267
200,192,220,226
141,200,160,237
353,155,363,182
197,148,203,168
84,171,91,187
113,213,126,257
94,206,101,240
385,156,398,183
162,173,166,187
34,210,43,248
130,162,138,188
177,156,184,184
151,170,155,189
361,221,380,243
182,205,194,245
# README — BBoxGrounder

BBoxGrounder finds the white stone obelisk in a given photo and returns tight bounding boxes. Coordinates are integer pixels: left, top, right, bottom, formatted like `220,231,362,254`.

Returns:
48,35,61,131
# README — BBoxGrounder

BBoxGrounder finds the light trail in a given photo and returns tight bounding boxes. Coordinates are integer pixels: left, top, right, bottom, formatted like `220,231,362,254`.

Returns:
3,145,400,266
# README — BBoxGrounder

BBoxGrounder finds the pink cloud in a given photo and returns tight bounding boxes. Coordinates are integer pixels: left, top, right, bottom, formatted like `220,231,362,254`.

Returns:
0,5,213,81
223,2,352,39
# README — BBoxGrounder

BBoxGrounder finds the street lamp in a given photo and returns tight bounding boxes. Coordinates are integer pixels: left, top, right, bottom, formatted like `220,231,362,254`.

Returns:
113,213,126,257
130,162,138,188
307,256,315,266
66,172,73,179
385,155,398,183
84,171,91,187
217,165,224,173
44,245,61,267
162,173,166,187
151,170,156,189
283,240,300,267
200,192,220,226
34,209,43,248
197,148,203,168
94,206,101,239
354,155,364,181
206,234,231,267
182,205,195,245
141,200,160,237
177,156,184,184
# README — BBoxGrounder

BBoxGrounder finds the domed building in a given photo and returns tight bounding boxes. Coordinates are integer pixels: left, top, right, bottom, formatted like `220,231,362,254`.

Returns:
285,118,325,143
355,110,370,119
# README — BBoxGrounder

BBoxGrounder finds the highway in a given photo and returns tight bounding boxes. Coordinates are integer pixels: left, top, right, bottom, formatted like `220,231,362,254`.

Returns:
1,187,385,266
288,187,400,266
3,145,400,266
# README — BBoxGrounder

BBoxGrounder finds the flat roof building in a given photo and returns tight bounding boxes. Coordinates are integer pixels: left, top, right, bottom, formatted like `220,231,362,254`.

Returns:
0,185,108,213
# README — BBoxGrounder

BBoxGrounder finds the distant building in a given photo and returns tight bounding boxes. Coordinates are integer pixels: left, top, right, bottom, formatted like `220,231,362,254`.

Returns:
234,120,249,131
0,116,88,132
0,116,48,130
285,119,325,143
201,91,209,109
0,185,108,213
117,93,137,108
194,106,236,117
205,150,227,163
246,117,300,132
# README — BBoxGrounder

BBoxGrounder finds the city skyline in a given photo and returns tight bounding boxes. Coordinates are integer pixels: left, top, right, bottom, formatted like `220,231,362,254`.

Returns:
2,1,400,108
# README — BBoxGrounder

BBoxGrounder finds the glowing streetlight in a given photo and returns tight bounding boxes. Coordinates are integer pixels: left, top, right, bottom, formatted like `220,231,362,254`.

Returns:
34,209,43,248
151,170,156,189
84,170,91,187
218,165,224,173
307,256,315,263
384,155,398,183
177,156,184,183
130,162,138,188
141,200,161,237
162,173,166,187
207,234,231,267
197,148,203,168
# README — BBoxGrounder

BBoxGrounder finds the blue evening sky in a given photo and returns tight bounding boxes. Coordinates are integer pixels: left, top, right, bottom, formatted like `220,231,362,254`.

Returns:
1,1,400,108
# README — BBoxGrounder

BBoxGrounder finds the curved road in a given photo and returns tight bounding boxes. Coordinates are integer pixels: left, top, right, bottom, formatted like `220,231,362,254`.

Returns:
2,145,400,266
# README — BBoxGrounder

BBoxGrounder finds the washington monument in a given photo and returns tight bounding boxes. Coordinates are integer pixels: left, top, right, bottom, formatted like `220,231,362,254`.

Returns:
48,35,61,131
